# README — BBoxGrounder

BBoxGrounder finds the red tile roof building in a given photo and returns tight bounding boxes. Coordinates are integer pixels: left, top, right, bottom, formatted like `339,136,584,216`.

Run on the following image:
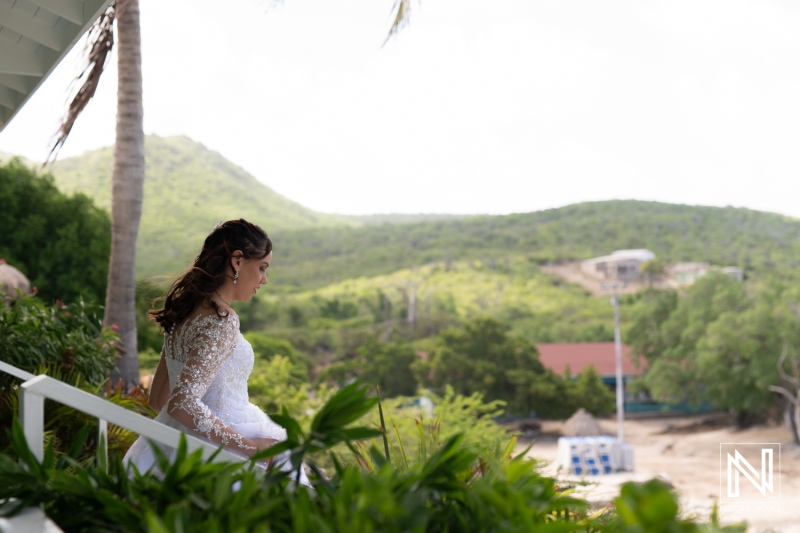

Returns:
536,342,646,378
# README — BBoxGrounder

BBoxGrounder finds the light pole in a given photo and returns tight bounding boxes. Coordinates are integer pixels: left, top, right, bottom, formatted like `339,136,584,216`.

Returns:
603,281,625,443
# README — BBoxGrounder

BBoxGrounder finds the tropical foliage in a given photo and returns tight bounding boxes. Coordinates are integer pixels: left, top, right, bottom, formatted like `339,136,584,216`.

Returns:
0,295,117,390
11,142,800,426
247,256,619,346
38,138,800,425
0,294,148,460
424,317,544,415
365,386,510,468
310,316,616,418
0,383,746,532
626,274,800,425
319,336,420,398
0,159,110,304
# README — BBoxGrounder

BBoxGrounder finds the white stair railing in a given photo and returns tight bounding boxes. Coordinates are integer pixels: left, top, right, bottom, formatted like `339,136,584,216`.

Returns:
0,361,34,382
1,360,244,466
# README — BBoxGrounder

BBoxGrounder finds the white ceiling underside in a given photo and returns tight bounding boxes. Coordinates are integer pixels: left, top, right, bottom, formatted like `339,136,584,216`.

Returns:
0,0,113,132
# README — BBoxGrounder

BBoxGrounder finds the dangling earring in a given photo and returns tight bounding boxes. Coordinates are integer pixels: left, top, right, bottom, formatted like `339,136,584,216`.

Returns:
234,270,239,284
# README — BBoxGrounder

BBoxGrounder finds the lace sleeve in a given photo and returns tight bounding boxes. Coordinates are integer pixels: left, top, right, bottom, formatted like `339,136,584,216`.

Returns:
166,314,256,454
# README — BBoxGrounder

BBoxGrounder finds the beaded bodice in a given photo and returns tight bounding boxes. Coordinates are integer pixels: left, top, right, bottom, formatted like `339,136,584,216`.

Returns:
164,313,252,422
125,309,303,482
158,311,287,452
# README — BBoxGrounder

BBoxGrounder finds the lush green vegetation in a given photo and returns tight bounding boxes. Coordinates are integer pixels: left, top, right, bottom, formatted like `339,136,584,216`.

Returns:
626,274,800,426
0,384,746,532
134,255,622,418
50,135,356,279
5,138,794,531
342,213,478,225
19,138,800,427
271,200,800,292
0,295,116,389
0,295,148,460
0,159,111,304
233,283,617,417
242,256,617,342
419,317,614,419
46,137,800,291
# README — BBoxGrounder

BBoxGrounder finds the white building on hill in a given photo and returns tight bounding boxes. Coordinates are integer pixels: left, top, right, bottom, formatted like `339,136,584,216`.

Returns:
580,249,655,281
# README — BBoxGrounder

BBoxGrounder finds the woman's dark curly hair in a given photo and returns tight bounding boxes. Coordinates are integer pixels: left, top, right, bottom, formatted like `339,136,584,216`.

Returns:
149,219,272,331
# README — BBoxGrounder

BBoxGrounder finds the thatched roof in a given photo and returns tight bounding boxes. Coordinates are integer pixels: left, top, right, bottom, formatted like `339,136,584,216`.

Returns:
562,408,603,437
0,263,31,304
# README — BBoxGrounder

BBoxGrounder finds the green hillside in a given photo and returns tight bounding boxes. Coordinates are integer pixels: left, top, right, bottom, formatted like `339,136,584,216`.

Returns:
244,198,800,343
341,213,478,225
270,201,800,291
46,135,800,293
247,255,616,344
50,135,356,278
0,152,33,166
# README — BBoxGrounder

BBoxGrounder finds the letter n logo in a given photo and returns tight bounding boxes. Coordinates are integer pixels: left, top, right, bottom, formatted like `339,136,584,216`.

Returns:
727,448,772,496
720,443,781,504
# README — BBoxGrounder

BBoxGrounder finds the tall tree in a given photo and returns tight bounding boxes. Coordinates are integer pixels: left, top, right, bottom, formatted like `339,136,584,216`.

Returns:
0,160,111,304
426,317,547,415
49,0,412,387
769,346,800,444
50,0,142,386
105,0,144,386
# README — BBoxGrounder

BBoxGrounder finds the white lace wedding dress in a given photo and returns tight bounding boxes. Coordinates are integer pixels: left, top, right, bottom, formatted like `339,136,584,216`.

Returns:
123,312,309,486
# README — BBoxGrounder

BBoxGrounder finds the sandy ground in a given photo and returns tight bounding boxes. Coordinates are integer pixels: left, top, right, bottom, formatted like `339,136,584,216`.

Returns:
520,415,800,532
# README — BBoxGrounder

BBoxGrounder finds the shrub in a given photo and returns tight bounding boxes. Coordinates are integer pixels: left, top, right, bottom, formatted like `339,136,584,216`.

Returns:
318,337,419,398
0,294,148,461
245,331,309,380
0,383,748,532
359,386,509,469
248,355,334,426
608,479,746,532
0,294,117,390
135,280,166,355
570,365,616,416
425,317,546,416
0,384,594,531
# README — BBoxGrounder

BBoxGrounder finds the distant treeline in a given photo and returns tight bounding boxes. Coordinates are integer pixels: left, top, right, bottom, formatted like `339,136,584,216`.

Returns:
43,135,800,290
341,213,478,226
271,200,800,292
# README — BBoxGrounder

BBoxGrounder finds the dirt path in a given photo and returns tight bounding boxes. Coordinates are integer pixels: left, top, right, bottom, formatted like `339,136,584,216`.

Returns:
521,415,800,532
539,262,668,296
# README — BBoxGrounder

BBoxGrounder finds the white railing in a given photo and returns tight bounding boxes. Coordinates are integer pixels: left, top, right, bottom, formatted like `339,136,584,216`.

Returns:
1,360,244,466
0,361,34,382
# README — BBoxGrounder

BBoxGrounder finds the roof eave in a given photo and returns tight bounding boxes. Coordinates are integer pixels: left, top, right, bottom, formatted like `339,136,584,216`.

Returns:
0,0,114,132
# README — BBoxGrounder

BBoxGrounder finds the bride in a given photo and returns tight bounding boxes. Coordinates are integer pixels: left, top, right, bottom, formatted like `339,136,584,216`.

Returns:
123,219,309,485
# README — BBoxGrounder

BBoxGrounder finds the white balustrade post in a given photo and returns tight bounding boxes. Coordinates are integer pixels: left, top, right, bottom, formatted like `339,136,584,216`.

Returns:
20,375,48,463
98,418,109,470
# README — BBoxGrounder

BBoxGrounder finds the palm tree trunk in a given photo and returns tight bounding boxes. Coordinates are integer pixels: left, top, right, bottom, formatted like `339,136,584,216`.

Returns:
105,0,143,387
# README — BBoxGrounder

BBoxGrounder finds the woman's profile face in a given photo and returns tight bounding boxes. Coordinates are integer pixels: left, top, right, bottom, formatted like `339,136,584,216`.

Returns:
234,251,272,302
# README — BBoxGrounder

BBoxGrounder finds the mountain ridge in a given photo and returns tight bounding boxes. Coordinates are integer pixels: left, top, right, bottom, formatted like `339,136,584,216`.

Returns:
49,135,356,278
270,199,800,291
41,135,800,289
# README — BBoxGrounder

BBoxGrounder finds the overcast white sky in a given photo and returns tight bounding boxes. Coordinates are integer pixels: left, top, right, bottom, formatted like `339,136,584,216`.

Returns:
2,0,800,217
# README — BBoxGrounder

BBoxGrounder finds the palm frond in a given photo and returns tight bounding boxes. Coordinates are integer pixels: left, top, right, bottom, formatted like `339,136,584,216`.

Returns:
45,2,118,165
384,0,413,45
